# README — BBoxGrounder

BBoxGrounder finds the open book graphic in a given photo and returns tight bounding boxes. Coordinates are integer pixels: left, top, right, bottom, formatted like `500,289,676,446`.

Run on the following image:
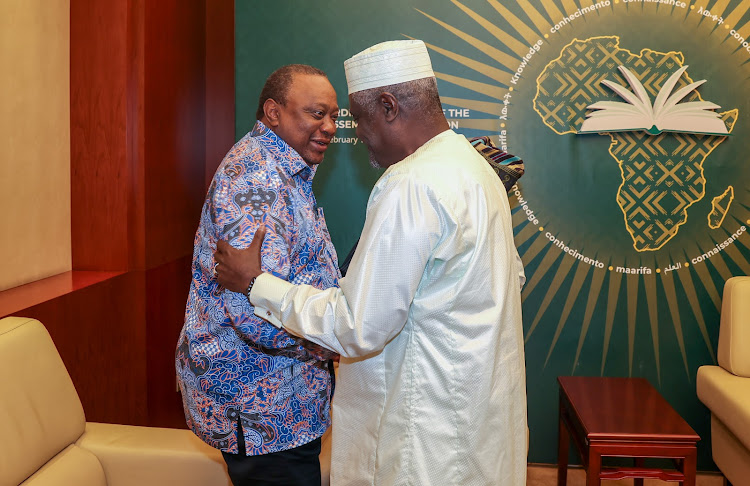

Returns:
578,65,729,136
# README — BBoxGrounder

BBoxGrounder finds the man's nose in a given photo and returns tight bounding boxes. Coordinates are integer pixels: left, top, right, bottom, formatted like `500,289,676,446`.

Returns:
321,116,336,136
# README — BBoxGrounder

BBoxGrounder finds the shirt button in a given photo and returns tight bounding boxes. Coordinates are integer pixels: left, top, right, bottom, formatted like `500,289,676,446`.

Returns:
267,311,272,316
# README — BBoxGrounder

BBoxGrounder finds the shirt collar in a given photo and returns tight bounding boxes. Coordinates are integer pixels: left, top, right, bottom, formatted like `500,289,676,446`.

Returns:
251,120,316,180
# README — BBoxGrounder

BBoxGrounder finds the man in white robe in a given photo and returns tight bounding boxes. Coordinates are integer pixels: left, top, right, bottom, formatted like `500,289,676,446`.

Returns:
215,39,527,486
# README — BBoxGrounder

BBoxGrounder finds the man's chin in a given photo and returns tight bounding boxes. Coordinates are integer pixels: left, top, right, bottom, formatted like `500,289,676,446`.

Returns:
302,154,325,166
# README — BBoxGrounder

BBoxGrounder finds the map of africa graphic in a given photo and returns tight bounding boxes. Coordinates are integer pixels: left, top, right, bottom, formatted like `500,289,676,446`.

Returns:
534,36,738,251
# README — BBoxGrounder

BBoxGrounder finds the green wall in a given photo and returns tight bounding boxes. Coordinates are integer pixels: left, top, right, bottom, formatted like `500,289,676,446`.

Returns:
237,0,750,469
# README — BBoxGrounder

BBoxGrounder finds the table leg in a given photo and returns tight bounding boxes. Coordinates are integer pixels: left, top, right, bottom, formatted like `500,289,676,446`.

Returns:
557,400,569,486
586,446,601,486
682,448,697,486
634,458,644,486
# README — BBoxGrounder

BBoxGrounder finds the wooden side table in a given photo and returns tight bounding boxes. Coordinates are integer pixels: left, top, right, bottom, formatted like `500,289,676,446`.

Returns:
557,376,699,486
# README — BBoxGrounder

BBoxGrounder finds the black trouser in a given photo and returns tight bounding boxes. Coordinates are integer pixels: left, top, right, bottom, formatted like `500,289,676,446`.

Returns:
221,419,322,486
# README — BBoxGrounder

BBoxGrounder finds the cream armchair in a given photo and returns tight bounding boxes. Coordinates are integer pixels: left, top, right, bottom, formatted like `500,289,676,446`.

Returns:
0,316,232,486
697,276,750,485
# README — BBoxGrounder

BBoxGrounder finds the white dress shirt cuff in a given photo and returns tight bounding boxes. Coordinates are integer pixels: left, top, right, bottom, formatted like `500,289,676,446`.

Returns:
250,272,292,328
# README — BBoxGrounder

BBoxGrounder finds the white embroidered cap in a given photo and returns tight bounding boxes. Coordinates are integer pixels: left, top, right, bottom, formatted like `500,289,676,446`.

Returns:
344,40,435,94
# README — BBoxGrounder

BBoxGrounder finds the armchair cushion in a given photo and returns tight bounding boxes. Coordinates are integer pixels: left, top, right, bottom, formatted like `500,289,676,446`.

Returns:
718,276,750,377
697,364,750,451
0,317,86,486
76,422,230,486
1,316,232,486
20,445,106,486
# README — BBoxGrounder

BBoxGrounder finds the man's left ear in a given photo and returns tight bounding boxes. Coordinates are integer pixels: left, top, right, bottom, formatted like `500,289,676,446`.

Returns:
380,92,399,122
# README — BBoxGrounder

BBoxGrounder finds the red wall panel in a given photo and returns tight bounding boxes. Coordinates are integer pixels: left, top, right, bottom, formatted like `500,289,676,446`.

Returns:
146,255,194,428
205,0,236,189
143,0,208,269
70,0,133,271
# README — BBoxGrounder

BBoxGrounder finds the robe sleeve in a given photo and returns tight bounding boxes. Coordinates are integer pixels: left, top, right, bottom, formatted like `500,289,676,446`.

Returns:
252,172,447,357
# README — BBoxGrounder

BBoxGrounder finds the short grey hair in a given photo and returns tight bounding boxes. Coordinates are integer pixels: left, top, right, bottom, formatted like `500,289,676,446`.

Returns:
350,77,443,119
256,64,328,120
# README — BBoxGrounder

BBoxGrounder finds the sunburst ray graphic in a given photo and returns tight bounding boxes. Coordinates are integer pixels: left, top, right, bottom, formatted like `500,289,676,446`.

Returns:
410,0,750,384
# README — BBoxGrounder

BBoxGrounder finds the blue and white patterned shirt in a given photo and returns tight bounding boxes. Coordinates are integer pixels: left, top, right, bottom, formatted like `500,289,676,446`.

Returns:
176,121,340,455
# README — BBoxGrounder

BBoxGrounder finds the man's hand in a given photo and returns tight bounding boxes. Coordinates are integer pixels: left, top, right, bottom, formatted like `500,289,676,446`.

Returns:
214,226,266,293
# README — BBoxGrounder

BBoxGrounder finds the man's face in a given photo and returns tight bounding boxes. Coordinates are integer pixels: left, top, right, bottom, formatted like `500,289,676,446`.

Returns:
274,74,338,166
349,95,387,169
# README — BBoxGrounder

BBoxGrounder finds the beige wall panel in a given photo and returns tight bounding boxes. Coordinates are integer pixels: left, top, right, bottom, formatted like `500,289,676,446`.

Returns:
0,0,71,291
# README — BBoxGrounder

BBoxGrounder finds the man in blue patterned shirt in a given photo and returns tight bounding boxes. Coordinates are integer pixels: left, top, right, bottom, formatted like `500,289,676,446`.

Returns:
176,64,340,486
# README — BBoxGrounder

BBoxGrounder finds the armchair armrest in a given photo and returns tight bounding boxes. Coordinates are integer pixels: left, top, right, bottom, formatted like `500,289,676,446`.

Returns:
697,365,750,451
76,422,231,486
